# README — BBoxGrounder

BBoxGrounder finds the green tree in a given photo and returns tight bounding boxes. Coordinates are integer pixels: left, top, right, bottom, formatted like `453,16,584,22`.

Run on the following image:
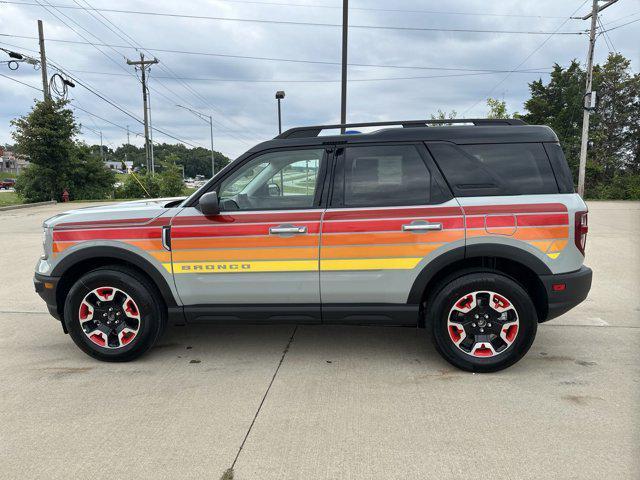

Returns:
120,173,161,199
522,55,640,198
66,143,116,200
486,98,517,119
158,161,186,197
12,99,77,201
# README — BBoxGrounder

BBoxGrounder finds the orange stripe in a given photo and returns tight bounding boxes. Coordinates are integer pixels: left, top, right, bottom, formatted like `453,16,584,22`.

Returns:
467,226,569,240
168,247,317,262
172,235,319,249
148,251,172,262
53,238,164,253
322,231,464,246
322,243,442,259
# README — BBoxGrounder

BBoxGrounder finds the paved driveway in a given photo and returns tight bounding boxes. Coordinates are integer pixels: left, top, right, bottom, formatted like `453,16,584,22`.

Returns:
1,201,638,479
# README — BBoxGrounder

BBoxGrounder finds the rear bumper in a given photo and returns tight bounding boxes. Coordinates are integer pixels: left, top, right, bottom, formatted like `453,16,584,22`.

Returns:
539,266,592,322
34,273,61,320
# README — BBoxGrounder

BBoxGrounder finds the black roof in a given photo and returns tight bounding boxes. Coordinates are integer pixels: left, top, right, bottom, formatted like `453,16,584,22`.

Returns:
248,119,559,154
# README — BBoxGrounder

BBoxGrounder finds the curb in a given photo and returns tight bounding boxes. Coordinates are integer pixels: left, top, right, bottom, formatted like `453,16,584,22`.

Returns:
0,200,57,212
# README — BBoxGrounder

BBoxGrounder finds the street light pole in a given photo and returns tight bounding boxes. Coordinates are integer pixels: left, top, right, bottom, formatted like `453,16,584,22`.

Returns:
275,91,285,134
176,104,215,178
340,0,348,133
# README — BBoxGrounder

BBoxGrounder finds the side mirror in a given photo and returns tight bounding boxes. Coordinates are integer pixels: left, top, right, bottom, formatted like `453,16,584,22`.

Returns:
199,191,220,216
268,182,281,196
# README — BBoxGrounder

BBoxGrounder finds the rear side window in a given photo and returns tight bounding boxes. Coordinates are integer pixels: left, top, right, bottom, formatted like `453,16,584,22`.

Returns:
544,143,575,193
336,145,439,207
428,142,559,196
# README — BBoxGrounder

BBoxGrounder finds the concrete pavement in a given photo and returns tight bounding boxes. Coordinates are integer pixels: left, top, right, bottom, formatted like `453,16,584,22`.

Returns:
1,201,638,479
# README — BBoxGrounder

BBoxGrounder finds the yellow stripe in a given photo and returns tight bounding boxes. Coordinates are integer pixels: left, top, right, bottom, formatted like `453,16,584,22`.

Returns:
165,257,424,274
166,260,317,274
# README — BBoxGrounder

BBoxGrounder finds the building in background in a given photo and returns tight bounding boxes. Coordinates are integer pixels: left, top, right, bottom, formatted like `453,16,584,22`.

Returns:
0,147,29,174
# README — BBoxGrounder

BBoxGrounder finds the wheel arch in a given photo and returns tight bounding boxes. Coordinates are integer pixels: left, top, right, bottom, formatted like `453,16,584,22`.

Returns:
409,245,550,325
52,246,178,319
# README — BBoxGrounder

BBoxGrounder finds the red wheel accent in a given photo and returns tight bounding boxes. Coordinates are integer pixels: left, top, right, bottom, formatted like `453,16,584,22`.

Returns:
473,345,494,357
79,302,92,320
120,331,135,345
90,333,106,346
96,287,114,300
455,294,473,310
503,324,518,343
492,293,510,309
449,325,463,343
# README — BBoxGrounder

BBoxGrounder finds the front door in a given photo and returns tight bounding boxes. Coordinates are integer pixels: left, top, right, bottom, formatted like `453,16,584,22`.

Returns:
169,147,327,321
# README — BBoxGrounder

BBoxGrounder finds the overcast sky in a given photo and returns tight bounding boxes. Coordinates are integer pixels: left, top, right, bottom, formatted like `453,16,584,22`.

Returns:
1,0,638,159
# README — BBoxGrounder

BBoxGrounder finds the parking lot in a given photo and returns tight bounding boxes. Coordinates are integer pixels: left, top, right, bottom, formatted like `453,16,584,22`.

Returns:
1,201,638,479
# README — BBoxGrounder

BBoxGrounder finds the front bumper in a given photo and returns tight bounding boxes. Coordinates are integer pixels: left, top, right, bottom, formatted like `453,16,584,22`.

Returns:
34,273,61,320
539,266,593,322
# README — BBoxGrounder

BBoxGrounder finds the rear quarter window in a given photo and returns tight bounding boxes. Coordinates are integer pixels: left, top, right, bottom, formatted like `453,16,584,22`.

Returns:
427,142,559,197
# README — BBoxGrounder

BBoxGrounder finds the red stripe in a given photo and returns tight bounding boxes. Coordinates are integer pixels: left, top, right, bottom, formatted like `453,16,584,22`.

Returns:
172,212,322,226
53,227,161,241
466,213,569,228
516,213,569,226
463,203,567,215
485,215,516,228
323,206,463,221
322,217,463,233
55,217,156,229
172,222,320,238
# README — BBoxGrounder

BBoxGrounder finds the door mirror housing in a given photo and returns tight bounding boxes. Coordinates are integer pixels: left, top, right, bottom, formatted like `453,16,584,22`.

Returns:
199,191,220,216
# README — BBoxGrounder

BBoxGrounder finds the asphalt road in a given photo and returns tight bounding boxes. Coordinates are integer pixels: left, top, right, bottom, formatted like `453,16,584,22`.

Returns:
1,201,638,480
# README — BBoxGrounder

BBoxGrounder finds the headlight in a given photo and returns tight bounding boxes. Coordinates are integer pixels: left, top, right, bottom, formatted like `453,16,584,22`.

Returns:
42,227,52,259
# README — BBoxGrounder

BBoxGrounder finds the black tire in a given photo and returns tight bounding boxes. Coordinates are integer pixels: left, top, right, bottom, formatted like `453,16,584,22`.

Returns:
63,266,166,362
428,272,537,373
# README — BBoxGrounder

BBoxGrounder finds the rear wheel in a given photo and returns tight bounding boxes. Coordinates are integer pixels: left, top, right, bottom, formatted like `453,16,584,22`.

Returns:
63,266,166,361
428,272,537,372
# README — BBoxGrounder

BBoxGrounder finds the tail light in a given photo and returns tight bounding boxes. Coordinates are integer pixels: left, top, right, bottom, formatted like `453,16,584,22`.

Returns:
574,211,588,256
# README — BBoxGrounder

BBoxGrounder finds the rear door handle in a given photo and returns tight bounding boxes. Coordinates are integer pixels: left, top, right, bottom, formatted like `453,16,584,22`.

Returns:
269,225,308,235
402,222,442,232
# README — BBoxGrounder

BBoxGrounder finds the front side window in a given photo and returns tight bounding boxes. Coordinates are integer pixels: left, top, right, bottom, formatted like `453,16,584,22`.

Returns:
340,145,433,207
218,148,324,210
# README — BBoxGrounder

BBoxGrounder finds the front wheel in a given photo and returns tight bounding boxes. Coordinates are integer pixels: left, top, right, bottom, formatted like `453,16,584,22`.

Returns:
63,266,166,362
428,273,537,372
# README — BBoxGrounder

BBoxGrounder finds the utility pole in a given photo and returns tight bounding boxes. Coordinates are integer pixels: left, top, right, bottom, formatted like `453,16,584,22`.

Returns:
126,125,130,145
340,0,348,133
37,20,50,101
99,131,104,161
577,0,619,197
176,104,216,178
126,53,158,173
148,86,155,175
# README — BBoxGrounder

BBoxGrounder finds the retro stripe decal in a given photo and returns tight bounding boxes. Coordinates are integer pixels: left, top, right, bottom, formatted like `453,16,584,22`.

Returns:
51,203,573,273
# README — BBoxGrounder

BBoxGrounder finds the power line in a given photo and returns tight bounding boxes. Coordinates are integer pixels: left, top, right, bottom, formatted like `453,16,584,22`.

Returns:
0,0,574,19
601,16,640,32
463,0,592,116
67,0,257,145
0,71,41,90
0,2,587,35
0,33,565,73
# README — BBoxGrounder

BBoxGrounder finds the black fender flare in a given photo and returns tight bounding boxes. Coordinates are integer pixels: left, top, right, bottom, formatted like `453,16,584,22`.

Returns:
51,245,178,307
407,244,552,304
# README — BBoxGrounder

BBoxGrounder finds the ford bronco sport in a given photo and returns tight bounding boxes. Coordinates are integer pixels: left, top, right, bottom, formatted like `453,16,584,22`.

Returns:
34,119,592,372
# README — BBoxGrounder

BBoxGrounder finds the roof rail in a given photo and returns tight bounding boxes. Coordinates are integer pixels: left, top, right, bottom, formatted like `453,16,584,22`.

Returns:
276,118,527,139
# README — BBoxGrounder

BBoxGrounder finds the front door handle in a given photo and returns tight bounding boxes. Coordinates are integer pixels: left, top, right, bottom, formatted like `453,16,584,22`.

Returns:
269,225,308,235
402,222,442,232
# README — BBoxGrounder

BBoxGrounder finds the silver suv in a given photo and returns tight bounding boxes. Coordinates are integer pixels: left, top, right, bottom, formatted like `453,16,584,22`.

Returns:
34,119,592,371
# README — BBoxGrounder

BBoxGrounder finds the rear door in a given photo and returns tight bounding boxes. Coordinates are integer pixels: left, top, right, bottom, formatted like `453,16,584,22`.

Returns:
169,147,328,318
319,143,464,315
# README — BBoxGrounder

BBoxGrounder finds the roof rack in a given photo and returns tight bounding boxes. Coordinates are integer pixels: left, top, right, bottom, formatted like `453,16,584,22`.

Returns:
276,118,527,139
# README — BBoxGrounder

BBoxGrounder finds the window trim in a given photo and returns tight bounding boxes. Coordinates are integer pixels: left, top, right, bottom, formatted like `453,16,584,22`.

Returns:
328,142,452,209
190,146,331,212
